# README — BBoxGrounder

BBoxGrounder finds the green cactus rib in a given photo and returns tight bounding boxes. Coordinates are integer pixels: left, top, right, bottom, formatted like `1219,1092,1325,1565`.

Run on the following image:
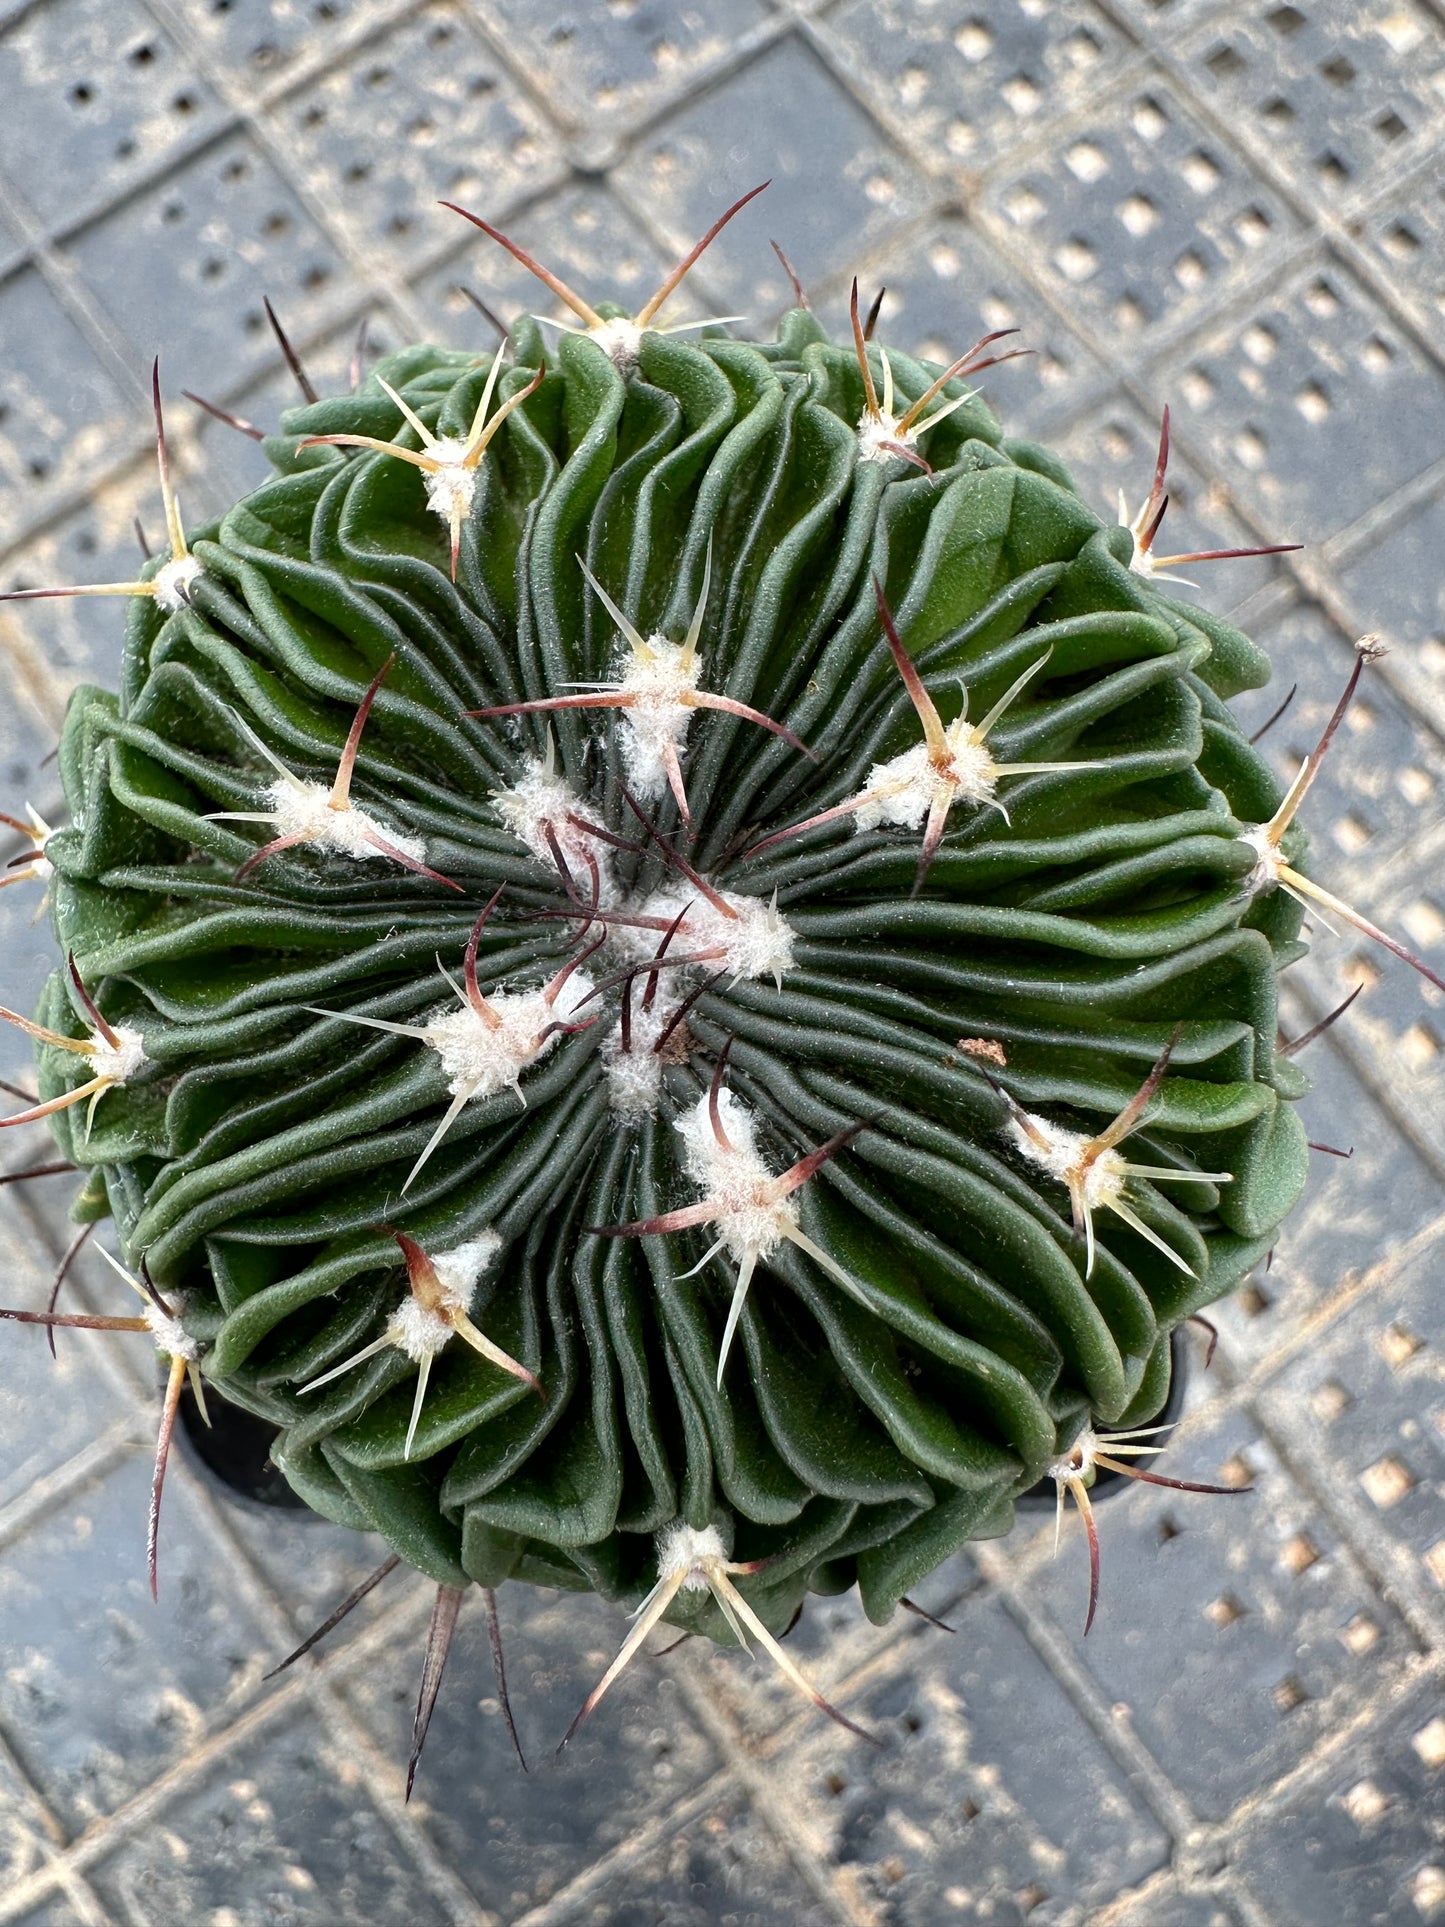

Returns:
29,308,1309,1633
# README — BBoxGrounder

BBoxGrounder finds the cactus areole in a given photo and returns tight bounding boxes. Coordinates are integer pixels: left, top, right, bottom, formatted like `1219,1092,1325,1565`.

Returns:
12,195,1418,1760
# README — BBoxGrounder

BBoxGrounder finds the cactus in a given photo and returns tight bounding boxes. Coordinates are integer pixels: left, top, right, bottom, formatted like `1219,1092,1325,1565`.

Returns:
2,189,1438,1782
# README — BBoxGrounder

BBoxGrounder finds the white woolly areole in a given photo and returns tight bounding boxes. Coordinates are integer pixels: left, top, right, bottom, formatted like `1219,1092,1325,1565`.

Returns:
421,442,478,525
657,1519,726,1589
153,555,203,614
15,806,54,881
601,1002,668,1117
1117,492,1195,586
615,638,698,797
385,1295,455,1362
491,757,613,891
144,1296,200,1361
1007,1113,1127,1210
90,1023,147,1087
676,1089,795,1265
1238,824,1286,897
1119,494,1152,576
855,408,915,466
1118,492,1160,579
431,1232,503,1308
264,777,429,867
632,886,795,985
1047,1426,1099,1485
852,721,999,833
587,317,644,369
422,972,596,1101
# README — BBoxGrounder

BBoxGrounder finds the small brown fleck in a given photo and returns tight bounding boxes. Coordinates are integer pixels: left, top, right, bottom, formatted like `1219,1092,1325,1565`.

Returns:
956,1036,1006,1065
1340,1614,1379,1655
1379,1322,1423,1368
1281,1533,1321,1575
1360,1455,1415,1509
1341,1778,1391,1824
1206,1592,1246,1628
1272,1675,1308,1713
658,1022,694,1065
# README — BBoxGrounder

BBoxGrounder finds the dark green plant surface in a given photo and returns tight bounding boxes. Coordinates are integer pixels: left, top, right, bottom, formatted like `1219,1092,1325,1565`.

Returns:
33,308,1310,1641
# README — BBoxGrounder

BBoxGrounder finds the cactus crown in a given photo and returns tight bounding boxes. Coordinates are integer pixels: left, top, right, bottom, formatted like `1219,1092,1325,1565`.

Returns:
4,192,1430,1767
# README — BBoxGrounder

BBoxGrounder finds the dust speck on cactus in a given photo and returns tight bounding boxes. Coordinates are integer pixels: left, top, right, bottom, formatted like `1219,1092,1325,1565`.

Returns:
1,187,1435,1788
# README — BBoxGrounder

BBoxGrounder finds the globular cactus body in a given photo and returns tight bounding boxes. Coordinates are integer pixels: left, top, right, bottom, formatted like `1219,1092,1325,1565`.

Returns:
11,209,1398,1751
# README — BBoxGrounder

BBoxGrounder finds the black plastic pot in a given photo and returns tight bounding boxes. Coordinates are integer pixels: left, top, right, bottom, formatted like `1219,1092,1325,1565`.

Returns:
176,1375,309,1511
1015,1322,1191,1510
177,1322,1193,1517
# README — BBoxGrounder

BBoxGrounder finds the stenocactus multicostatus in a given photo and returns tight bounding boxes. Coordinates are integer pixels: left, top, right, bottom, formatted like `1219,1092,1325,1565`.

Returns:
2,188,1437,1784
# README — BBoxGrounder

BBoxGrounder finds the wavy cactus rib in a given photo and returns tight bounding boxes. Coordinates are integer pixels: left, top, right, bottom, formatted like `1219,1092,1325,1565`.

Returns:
12,240,1398,1760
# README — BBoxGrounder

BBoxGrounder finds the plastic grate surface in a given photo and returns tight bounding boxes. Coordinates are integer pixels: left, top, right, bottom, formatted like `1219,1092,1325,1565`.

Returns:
1175,2,1445,213
1157,254,1445,544
177,0,408,86
60,130,358,397
1232,1673,1445,1927
777,1589,1172,1919
978,71,1303,349
0,0,226,234
823,0,1134,177
610,36,935,312
268,4,568,276
0,268,127,550
479,0,774,135
1015,1403,1424,1823
88,1703,459,1927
